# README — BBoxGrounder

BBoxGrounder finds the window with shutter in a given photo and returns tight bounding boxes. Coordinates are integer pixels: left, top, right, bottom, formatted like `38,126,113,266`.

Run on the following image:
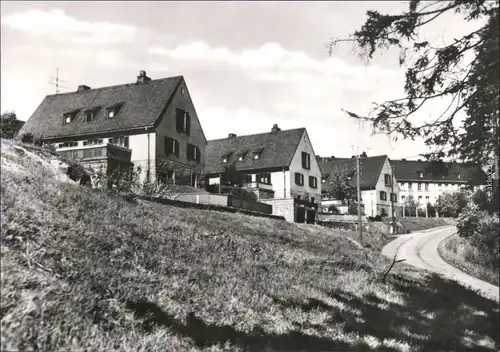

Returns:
384,174,391,187
380,191,387,201
175,140,180,157
295,172,304,186
176,109,184,133
301,152,311,169
309,176,317,189
164,137,172,155
185,112,191,136
195,146,200,162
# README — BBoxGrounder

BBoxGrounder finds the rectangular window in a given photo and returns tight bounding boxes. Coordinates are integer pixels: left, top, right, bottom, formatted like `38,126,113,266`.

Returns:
380,191,387,201
417,183,422,191
401,195,406,201
176,108,191,135
295,172,304,186
419,172,424,178
253,152,260,160
164,137,179,157
258,173,271,184
301,152,311,170
408,182,412,190
187,143,200,163
58,141,78,148
425,183,429,191
390,193,397,202
384,174,392,187
244,174,252,184
309,176,318,189
109,136,129,148
400,182,405,188
85,111,95,123
107,109,115,118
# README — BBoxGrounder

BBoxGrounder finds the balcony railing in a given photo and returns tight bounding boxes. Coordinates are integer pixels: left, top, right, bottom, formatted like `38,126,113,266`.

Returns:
242,181,273,191
57,144,131,162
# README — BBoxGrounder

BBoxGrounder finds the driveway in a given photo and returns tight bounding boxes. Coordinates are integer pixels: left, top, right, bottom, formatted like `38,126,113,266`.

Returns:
382,226,499,302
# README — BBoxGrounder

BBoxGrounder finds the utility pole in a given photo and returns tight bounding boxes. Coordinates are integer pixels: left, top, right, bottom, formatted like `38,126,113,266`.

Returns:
493,112,499,215
48,68,68,94
356,146,363,244
390,164,396,234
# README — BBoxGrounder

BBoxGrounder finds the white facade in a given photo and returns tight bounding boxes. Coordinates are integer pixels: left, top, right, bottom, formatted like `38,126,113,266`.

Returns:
207,129,322,204
54,131,157,183
398,180,467,206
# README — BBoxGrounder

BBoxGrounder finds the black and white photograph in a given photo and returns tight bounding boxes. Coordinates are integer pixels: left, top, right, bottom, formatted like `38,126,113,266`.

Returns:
1,1,499,351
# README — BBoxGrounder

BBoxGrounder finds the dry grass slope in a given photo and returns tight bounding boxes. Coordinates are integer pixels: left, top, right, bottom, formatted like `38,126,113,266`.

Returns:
398,217,456,233
438,234,499,287
1,140,498,352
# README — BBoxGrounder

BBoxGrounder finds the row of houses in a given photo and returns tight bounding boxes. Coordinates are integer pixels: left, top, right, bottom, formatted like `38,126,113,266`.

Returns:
19,71,486,222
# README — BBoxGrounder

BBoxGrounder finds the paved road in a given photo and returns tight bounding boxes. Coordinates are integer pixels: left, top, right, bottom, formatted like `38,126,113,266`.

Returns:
382,226,499,302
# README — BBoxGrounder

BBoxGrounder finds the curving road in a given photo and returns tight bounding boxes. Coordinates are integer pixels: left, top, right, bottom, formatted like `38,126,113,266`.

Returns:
382,226,499,302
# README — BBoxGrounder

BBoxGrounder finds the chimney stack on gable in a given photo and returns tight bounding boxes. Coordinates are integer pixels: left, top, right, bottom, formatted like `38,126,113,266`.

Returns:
77,85,91,92
228,133,237,138
136,70,151,84
271,124,281,133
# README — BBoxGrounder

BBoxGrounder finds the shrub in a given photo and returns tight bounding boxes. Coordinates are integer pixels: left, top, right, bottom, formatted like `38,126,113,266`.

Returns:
457,203,499,262
328,205,341,215
380,208,388,217
19,132,34,144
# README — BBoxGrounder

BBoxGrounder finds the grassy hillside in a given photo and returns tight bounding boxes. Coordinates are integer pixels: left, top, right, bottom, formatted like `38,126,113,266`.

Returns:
1,140,498,352
397,217,456,233
438,234,499,287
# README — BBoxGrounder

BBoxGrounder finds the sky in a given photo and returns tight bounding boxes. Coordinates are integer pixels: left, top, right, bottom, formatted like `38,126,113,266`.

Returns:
0,1,481,160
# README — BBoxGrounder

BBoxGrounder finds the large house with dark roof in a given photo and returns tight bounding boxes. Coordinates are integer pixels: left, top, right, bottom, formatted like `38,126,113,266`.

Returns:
205,124,322,222
319,154,400,217
390,158,487,206
19,71,207,185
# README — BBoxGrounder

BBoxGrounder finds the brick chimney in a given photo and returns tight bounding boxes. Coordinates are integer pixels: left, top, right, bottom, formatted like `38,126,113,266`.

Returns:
136,70,151,84
271,124,281,133
228,133,237,138
77,85,91,92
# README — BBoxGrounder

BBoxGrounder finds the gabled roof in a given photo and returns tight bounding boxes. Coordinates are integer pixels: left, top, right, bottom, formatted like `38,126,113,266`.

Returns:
19,76,183,139
389,159,487,184
205,128,305,174
319,155,388,190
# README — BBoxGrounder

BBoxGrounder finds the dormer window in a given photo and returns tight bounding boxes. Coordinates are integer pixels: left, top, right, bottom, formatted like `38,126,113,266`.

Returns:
62,109,80,124
252,148,263,160
236,151,247,162
106,102,124,119
457,173,461,179
419,171,424,178
221,152,232,163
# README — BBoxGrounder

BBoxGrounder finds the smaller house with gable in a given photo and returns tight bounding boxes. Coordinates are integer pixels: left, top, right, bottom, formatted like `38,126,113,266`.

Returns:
319,154,400,217
204,124,322,222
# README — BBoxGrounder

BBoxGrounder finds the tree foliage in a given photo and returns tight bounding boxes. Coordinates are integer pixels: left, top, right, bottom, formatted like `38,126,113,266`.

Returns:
435,190,470,217
329,0,499,205
322,167,357,203
1,111,24,139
